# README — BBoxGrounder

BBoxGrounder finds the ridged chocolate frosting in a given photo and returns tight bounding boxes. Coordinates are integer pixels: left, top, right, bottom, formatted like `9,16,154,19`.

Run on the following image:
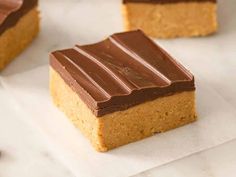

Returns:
0,0,38,35
50,30,195,117
123,0,216,3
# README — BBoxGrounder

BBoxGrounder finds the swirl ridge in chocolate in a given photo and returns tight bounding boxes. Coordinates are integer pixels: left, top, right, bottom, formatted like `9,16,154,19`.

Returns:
0,0,38,35
50,30,195,117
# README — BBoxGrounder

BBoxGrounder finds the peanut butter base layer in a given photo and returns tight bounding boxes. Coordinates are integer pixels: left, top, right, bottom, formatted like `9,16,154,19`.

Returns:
0,7,39,70
50,68,197,152
122,2,218,38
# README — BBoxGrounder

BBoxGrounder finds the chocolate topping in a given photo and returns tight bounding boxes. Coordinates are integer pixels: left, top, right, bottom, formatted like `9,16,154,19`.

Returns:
123,0,216,3
50,30,195,117
0,0,38,35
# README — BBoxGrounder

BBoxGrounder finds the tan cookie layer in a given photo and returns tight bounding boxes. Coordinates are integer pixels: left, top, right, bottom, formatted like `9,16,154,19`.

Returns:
122,2,218,38
0,7,39,70
50,68,197,152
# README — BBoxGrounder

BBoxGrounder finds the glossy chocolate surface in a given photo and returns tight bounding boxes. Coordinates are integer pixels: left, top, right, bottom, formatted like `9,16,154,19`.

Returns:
123,0,216,3
50,30,195,117
0,0,38,35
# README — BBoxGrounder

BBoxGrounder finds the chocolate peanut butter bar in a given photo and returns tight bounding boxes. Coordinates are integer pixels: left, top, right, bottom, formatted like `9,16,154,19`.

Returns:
122,0,218,38
50,30,197,152
0,0,39,70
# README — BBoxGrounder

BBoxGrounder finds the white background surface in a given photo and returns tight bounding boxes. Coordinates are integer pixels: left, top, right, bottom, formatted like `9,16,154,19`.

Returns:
0,0,236,176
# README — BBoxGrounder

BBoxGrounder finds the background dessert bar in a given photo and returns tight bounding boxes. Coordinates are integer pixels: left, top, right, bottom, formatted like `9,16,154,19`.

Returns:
122,0,218,38
0,0,39,70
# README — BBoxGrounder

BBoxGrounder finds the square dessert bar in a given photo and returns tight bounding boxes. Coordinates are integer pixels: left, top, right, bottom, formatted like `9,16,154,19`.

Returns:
0,0,39,70
122,0,218,38
50,30,197,152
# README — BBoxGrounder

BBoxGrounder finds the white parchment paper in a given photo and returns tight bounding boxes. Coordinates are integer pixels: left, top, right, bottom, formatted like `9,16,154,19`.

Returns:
0,0,236,176
1,66,236,177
